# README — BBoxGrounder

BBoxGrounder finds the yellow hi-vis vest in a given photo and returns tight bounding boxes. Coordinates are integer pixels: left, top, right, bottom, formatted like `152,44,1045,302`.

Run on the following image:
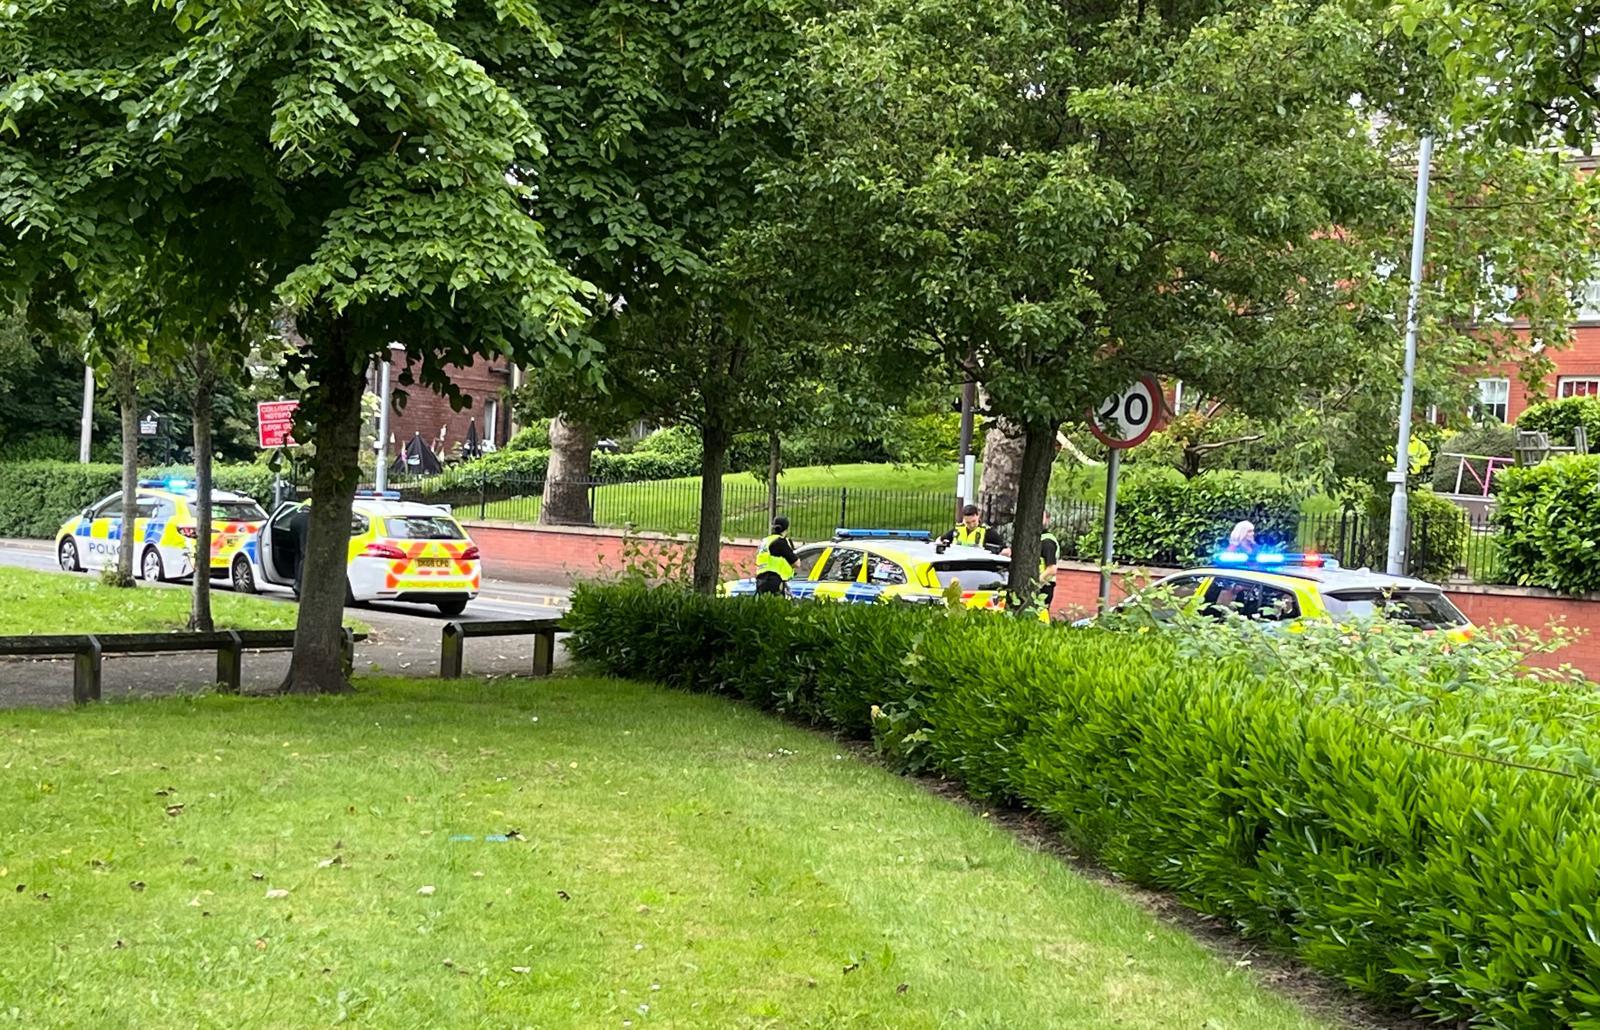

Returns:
756,535,794,579
953,524,987,547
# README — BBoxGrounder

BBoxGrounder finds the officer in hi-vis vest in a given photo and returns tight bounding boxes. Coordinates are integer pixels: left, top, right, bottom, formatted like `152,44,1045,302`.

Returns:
938,504,1006,554
755,516,800,596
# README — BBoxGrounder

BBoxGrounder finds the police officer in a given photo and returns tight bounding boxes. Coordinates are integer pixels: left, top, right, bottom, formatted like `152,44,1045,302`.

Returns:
1038,510,1060,607
755,516,799,595
938,504,1006,553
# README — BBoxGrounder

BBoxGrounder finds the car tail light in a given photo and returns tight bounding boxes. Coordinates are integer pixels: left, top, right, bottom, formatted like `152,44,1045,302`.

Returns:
461,545,481,561
177,526,197,539
363,542,408,560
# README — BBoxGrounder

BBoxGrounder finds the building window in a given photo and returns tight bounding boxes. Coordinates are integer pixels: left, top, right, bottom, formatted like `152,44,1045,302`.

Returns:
1558,376,1600,399
1579,281,1600,323
484,399,499,448
1477,260,1516,323
1475,378,1510,422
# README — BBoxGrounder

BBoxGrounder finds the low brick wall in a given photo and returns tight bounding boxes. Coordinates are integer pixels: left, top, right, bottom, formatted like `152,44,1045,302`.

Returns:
466,521,1600,677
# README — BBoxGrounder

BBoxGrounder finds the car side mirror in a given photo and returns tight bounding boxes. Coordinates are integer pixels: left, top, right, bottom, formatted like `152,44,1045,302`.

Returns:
81,507,93,519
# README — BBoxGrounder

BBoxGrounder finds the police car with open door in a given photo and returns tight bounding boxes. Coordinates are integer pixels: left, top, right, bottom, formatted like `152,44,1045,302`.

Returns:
248,490,482,615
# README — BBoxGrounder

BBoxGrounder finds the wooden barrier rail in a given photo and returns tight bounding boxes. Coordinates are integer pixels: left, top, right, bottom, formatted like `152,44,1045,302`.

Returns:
439,618,565,679
0,628,361,703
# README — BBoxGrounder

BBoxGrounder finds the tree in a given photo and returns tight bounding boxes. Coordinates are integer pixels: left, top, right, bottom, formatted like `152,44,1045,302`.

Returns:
492,0,838,592
2,4,591,691
771,0,1600,603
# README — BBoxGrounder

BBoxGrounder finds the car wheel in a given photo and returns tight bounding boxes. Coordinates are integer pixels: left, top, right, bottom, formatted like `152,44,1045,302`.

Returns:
58,538,81,573
231,555,257,594
435,598,468,617
141,547,166,583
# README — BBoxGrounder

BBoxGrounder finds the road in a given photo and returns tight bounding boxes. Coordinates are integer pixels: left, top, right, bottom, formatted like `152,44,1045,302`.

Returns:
0,540,576,708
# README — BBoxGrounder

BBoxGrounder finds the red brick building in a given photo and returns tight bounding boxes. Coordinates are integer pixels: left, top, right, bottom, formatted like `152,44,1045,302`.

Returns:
373,350,518,464
1470,311,1600,423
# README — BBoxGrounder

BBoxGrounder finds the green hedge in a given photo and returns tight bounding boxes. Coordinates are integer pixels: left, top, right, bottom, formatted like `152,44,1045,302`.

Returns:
1075,474,1301,565
1360,488,1469,582
406,447,701,493
1493,455,1600,594
566,584,1600,1026
1519,396,1600,448
0,461,278,539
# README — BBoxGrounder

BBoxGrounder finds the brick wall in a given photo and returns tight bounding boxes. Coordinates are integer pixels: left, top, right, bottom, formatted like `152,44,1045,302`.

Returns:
1472,324,1600,421
382,351,514,462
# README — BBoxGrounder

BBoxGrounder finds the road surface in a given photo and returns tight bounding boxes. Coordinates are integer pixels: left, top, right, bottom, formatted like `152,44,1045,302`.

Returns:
0,540,576,708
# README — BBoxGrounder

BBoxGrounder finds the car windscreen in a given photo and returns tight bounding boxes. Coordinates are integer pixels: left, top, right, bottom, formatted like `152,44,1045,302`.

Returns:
930,560,1008,592
1322,589,1467,630
382,515,464,540
213,500,267,522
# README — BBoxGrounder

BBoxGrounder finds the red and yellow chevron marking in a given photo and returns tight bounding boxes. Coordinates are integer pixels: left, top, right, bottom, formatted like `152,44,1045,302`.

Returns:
382,540,480,590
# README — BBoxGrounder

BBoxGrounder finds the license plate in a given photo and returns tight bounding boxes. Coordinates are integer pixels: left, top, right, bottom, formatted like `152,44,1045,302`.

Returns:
417,558,448,568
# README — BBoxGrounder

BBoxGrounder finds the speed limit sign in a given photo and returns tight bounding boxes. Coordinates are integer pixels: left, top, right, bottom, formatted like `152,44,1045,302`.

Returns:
1088,376,1163,449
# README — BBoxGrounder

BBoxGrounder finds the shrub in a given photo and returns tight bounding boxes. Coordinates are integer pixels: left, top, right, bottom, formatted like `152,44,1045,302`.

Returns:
1519,395,1600,448
1074,474,1301,565
407,446,702,494
566,583,1600,1026
1430,422,1519,493
1493,454,1600,595
503,423,551,452
1358,488,1469,582
0,461,279,538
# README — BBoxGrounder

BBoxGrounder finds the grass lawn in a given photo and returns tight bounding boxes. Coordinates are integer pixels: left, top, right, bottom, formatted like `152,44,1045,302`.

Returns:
0,677,1331,1028
0,567,367,635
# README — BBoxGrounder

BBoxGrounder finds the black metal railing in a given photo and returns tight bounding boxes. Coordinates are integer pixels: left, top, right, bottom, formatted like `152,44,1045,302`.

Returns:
393,474,1508,586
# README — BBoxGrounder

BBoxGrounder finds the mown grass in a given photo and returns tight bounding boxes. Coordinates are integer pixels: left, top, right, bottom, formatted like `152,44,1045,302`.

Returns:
0,676,1331,1028
0,566,330,634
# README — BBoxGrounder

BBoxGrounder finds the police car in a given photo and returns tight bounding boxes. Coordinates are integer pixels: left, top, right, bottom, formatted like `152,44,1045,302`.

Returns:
1085,549,1472,636
245,491,481,615
55,480,268,584
724,529,1023,611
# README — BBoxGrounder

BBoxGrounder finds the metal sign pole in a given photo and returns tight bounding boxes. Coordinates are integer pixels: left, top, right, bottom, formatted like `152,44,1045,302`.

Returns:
78,364,95,464
1386,133,1433,576
1098,448,1122,610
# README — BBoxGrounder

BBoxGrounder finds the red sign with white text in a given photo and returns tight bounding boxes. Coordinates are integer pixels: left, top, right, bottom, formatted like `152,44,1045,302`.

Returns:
257,400,299,449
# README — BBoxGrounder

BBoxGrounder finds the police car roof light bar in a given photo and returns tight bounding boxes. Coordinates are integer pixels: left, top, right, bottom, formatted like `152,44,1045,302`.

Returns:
1214,549,1336,570
354,488,402,500
137,478,191,491
834,528,932,541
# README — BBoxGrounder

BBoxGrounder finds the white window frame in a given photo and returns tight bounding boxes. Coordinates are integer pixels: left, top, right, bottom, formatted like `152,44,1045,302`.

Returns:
1558,376,1600,399
484,399,499,447
1475,377,1511,422
1577,280,1600,323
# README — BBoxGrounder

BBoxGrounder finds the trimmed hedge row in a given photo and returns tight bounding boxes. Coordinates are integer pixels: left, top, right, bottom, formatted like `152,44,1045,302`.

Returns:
0,461,277,538
1520,396,1600,449
567,583,1600,1026
403,448,701,493
1076,474,1302,565
1494,454,1600,595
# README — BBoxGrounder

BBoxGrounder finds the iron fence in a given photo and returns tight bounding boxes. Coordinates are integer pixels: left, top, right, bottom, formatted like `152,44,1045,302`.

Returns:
393,473,1507,586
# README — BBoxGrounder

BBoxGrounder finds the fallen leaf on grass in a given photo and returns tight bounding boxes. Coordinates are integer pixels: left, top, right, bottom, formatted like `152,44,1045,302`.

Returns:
556,890,570,902
113,940,125,950
896,983,909,995
154,787,174,797
842,962,859,974
317,856,342,869
417,885,436,896
250,871,264,881
511,966,530,974
164,804,184,817
265,888,290,899
254,938,267,951
129,881,146,892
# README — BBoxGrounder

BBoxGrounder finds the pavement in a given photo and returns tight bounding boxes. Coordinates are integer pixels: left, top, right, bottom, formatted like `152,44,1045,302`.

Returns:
0,539,577,708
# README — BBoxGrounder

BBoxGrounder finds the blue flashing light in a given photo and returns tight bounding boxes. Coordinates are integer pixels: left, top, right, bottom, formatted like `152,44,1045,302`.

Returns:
138,478,192,491
1254,551,1286,564
834,528,932,541
1217,550,1250,563
355,489,402,500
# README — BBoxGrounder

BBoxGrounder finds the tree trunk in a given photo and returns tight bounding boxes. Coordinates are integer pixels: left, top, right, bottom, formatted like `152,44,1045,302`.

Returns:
280,323,365,695
691,422,729,594
189,346,215,632
114,359,138,587
540,416,597,525
766,430,781,524
979,417,1027,525
1005,420,1058,611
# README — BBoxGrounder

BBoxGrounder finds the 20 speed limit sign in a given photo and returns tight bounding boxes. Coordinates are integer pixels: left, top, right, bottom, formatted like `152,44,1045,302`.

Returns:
1088,376,1163,449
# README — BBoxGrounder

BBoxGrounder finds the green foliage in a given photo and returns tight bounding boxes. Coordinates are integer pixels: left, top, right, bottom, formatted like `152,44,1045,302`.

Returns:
502,423,551,453
1075,475,1302,566
0,460,277,538
1518,396,1600,449
1352,488,1468,581
1494,455,1600,595
568,583,1600,1025
1430,422,1520,493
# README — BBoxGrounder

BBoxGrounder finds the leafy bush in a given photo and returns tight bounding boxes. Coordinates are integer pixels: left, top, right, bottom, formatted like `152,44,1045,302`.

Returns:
1357,488,1468,582
407,446,701,493
502,423,551,452
0,460,277,538
1519,395,1600,448
1074,474,1301,565
567,583,1600,1026
1430,422,1519,493
0,432,117,463
1494,455,1600,594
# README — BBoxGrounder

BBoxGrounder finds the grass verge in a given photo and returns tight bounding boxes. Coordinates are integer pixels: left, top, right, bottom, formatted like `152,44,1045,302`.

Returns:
0,566,364,634
0,676,1331,1028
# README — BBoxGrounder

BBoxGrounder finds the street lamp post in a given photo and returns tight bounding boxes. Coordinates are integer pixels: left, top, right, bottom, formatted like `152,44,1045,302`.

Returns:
1386,133,1434,576
78,364,94,464
374,344,400,492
